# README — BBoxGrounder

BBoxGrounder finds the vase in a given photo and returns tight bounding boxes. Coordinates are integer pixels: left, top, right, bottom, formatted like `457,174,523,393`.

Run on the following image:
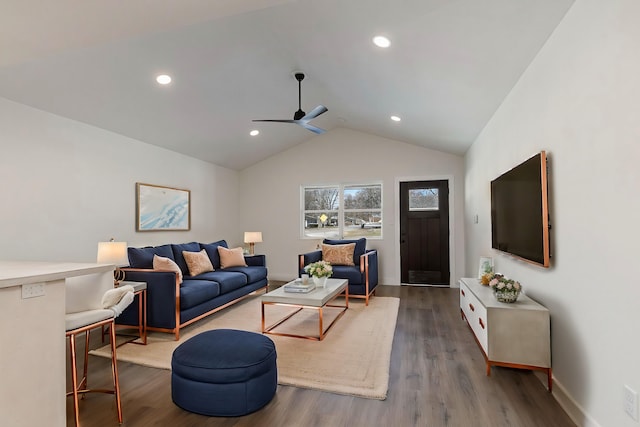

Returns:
313,276,328,288
494,288,521,303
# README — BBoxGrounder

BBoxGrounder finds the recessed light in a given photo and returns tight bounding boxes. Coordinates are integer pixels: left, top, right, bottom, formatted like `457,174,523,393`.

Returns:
156,74,172,85
373,36,391,48
250,130,260,136
390,115,401,122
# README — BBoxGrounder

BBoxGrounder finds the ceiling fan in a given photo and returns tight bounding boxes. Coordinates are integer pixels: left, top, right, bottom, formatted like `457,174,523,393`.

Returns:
253,72,328,134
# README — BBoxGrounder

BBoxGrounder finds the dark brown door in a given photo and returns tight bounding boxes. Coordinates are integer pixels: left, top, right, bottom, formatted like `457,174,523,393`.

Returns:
400,180,450,285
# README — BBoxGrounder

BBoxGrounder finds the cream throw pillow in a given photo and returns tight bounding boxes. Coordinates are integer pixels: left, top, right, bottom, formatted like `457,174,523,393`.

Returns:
183,249,214,276
217,246,247,268
322,243,356,266
153,255,183,284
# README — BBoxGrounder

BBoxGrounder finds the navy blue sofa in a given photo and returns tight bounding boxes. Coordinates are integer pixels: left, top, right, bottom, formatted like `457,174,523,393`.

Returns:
119,240,267,340
298,238,378,305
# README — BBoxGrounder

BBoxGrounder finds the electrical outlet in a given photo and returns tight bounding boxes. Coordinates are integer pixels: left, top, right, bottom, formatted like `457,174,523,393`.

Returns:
624,385,639,421
21,283,45,299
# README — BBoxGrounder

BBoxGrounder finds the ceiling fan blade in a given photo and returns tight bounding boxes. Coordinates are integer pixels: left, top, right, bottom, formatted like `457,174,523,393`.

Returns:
252,119,297,123
252,73,327,134
300,122,326,134
302,105,328,121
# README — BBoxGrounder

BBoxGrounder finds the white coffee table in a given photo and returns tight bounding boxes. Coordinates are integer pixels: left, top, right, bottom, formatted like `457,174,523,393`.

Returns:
261,278,349,341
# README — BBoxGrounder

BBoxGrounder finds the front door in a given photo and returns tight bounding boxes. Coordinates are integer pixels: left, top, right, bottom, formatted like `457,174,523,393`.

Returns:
399,180,450,286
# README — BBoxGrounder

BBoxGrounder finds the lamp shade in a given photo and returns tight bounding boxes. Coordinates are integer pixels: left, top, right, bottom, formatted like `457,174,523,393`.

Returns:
243,232,263,243
97,241,129,266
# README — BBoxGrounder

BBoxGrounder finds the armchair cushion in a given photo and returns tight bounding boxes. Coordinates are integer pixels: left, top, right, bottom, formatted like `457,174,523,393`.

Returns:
331,265,364,285
321,243,355,266
128,244,174,269
323,238,366,265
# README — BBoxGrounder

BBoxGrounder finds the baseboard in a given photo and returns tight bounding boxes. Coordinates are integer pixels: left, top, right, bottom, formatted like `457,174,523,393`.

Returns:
533,371,602,427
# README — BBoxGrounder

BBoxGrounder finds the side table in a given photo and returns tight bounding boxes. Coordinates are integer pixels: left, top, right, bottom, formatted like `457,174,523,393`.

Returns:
116,280,147,345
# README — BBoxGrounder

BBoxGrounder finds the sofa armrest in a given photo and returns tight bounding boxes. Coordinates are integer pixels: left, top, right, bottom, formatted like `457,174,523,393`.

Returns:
121,268,180,330
298,250,322,276
360,249,379,288
244,254,266,267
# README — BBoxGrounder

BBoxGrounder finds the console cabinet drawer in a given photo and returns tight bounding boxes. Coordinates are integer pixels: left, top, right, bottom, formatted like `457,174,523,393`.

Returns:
460,282,488,353
459,277,552,390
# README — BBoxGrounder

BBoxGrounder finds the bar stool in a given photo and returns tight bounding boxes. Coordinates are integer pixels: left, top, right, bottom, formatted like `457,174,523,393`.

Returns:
65,276,134,426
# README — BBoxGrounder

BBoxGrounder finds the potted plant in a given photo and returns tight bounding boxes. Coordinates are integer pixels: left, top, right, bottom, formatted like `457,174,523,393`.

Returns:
488,273,522,303
304,260,333,288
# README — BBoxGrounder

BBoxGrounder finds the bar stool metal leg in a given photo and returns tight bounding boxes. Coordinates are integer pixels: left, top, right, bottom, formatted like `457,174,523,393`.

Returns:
66,317,123,425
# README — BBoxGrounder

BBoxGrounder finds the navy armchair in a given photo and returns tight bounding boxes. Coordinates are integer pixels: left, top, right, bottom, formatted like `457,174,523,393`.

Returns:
298,238,378,305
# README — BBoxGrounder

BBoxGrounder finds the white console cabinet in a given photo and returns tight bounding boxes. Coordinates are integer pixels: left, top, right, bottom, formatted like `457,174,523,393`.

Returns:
459,277,552,391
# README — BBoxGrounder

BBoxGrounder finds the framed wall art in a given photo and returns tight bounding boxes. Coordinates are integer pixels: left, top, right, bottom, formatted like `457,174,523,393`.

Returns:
136,183,190,231
478,256,494,278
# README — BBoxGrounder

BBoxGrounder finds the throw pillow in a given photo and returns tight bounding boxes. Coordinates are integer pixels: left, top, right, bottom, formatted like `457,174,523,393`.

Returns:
182,249,215,276
322,243,356,266
153,255,184,284
217,246,247,268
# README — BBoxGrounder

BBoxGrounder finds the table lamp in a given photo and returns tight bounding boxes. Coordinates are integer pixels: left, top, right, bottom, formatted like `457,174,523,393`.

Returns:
97,238,129,285
243,232,263,255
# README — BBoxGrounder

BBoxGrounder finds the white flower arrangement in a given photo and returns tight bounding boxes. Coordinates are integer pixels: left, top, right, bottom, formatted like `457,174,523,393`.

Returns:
304,260,333,278
488,273,521,292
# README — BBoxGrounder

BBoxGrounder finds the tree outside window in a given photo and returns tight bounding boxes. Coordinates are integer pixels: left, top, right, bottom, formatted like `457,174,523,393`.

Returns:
302,184,382,239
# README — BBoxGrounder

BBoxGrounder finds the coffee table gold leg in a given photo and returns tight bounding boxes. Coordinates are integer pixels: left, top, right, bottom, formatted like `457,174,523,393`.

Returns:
345,284,349,308
261,303,265,333
319,307,324,340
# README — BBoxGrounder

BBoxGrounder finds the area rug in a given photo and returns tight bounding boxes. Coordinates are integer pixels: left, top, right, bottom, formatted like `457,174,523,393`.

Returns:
91,295,399,400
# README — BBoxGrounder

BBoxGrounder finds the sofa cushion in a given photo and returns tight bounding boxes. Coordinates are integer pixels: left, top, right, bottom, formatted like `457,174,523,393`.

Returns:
192,271,248,294
171,242,201,275
183,249,214,276
200,240,228,269
180,279,221,310
218,246,248,268
223,266,268,284
153,255,183,284
323,238,366,265
331,265,363,285
321,243,356,266
128,244,174,269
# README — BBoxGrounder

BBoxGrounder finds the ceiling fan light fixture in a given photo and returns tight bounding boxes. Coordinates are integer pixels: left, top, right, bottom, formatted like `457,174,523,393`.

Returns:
373,35,391,48
250,130,260,136
391,115,401,122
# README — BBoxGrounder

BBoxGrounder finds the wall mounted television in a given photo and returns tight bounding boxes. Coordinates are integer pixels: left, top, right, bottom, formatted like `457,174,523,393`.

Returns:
491,151,550,268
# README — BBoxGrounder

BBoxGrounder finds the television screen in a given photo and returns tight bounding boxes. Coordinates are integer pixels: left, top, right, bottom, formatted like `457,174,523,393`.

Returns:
491,151,550,267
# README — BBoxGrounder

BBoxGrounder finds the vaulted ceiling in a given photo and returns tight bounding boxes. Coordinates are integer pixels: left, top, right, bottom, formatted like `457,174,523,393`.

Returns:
0,0,574,169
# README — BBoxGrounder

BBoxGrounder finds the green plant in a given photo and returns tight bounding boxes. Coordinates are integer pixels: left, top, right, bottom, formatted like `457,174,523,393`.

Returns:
304,260,333,278
488,273,521,292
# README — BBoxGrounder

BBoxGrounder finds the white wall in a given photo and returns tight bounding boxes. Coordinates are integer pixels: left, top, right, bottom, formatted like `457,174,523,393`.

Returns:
0,97,242,262
239,127,466,286
465,1,640,426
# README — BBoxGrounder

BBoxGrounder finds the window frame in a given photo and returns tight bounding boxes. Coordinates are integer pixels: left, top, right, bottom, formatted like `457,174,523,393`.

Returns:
301,182,383,240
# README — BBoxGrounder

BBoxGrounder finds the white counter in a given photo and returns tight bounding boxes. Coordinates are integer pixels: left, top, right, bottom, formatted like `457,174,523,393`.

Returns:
0,261,114,427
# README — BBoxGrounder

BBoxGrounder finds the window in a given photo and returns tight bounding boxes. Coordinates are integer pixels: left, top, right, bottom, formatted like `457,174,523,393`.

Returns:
302,183,382,239
408,188,439,211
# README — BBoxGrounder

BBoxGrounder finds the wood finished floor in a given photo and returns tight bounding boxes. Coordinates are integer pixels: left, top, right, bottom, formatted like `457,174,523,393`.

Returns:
67,284,575,427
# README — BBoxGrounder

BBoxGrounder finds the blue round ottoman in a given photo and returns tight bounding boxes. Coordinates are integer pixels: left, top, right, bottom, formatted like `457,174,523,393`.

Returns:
171,329,277,416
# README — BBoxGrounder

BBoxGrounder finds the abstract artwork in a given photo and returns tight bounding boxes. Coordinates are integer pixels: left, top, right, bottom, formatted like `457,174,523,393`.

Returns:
136,183,190,231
